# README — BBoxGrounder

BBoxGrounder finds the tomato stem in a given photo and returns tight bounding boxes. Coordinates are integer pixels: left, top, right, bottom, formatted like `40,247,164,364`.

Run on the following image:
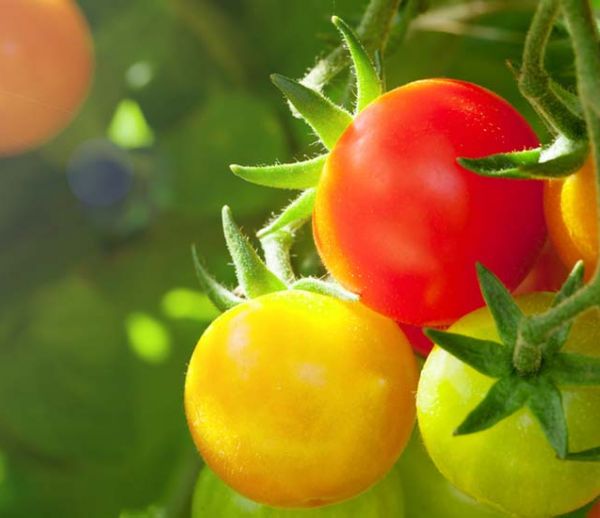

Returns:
518,0,585,139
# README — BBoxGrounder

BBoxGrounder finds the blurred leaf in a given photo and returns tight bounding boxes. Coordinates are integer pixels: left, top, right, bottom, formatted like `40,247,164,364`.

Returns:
108,99,155,149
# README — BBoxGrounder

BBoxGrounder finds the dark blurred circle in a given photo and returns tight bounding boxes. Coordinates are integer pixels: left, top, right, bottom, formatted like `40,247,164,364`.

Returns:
67,139,133,207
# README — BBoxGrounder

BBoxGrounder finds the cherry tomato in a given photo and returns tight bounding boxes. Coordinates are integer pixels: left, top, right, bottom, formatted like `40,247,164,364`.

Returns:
417,293,600,517
589,500,600,518
398,430,508,518
514,240,569,295
191,465,405,517
314,79,546,327
185,290,418,508
0,0,93,155
545,156,598,280
398,323,434,357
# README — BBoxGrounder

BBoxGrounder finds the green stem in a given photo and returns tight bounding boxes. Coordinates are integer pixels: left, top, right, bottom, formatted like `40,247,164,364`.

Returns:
301,0,403,92
519,0,584,139
260,230,296,285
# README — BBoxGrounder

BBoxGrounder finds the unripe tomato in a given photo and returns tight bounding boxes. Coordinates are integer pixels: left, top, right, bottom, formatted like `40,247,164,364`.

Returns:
0,0,93,155
191,465,405,517
314,79,545,327
417,293,600,517
545,157,598,280
185,290,418,508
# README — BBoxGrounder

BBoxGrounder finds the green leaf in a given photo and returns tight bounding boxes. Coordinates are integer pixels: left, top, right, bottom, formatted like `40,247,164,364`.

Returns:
457,148,542,179
332,16,383,113
564,446,600,462
548,353,600,385
424,329,513,378
528,378,568,459
191,245,244,312
271,73,352,149
454,377,529,435
476,263,523,348
290,277,359,301
229,154,326,190
221,206,287,298
257,189,316,238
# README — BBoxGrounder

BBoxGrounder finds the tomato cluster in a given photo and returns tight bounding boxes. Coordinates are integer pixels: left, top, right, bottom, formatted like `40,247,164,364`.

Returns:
184,15,599,518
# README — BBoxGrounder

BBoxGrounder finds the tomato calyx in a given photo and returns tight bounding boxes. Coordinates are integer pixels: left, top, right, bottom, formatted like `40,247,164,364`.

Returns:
424,262,600,461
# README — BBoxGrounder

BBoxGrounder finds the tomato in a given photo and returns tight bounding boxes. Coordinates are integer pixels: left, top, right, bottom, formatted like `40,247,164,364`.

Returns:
314,79,546,327
545,156,598,280
589,500,600,518
0,0,93,155
514,240,569,295
184,290,418,508
398,430,508,518
191,465,405,517
398,323,434,357
417,293,600,517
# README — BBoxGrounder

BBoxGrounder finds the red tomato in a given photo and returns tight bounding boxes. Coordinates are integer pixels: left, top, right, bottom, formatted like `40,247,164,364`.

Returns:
514,240,568,295
314,79,546,326
0,0,93,155
398,323,434,357
589,500,600,518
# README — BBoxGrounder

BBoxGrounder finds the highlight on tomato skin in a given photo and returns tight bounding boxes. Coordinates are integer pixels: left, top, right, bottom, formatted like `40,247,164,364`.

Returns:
184,290,418,509
0,0,94,156
545,156,599,281
314,78,546,328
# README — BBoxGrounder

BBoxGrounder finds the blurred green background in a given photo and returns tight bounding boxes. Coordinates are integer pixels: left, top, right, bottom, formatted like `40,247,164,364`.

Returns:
0,0,585,516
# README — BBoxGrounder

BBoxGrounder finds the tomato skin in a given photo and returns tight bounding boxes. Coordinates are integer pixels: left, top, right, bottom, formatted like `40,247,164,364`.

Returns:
398,430,508,518
191,465,405,517
514,240,568,295
314,79,546,327
588,500,600,518
545,157,598,280
185,290,418,508
417,293,600,517
398,323,434,357
0,0,93,155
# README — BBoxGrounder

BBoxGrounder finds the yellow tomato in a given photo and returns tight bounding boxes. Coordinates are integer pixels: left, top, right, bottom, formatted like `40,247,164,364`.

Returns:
0,0,93,155
185,290,418,508
545,157,598,279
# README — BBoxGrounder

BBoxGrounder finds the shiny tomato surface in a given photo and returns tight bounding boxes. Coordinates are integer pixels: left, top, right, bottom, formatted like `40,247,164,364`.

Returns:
0,0,93,155
185,290,418,508
314,79,546,326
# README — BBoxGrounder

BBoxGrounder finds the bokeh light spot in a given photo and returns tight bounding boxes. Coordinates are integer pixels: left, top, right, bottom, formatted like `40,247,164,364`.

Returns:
161,288,220,321
108,99,155,149
126,61,154,90
126,313,171,365
67,139,133,207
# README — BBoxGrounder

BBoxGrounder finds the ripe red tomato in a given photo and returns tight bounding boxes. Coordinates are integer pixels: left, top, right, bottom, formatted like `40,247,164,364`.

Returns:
398,323,434,357
314,79,546,326
0,0,93,155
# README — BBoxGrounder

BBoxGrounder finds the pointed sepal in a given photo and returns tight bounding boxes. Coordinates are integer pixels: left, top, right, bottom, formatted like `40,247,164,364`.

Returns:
548,353,600,385
454,377,529,435
332,16,382,113
458,148,541,179
528,377,568,459
222,206,287,298
230,155,326,190
520,137,588,177
290,277,359,301
424,329,513,378
271,73,352,149
191,245,244,312
257,189,316,239
476,263,523,348
565,447,600,462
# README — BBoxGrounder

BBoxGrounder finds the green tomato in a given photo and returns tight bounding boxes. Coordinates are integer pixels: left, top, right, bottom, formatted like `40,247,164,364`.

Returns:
191,465,405,517
398,430,508,518
417,293,600,518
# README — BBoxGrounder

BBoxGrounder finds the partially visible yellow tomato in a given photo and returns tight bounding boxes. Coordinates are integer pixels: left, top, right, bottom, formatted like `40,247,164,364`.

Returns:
545,157,598,279
0,0,93,155
185,290,418,508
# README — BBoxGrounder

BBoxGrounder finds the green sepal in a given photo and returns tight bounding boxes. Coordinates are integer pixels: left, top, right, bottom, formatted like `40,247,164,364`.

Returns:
549,79,584,118
542,261,584,356
290,277,359,301
257,189,316,239
476,263,523,349
332,16,383,113
229,155,326,190
519,137,588,177
454,376,529,435
565,446,600,462
528,377,568,459
457,148,541,179
271,74,352,149
191,245,244,312
222,206,287,298
424,329,513,378
547,353,600,385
